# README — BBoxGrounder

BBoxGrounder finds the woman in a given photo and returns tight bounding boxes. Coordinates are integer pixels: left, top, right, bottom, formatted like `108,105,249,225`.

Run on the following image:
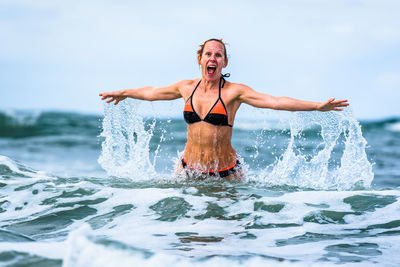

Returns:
99,39,348,180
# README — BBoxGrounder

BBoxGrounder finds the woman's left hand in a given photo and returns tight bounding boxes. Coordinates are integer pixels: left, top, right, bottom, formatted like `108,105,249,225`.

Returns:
99,90,127,105
317,98,349,111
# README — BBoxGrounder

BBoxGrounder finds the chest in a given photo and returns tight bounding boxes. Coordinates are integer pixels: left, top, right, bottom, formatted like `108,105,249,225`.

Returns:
191,90,224,117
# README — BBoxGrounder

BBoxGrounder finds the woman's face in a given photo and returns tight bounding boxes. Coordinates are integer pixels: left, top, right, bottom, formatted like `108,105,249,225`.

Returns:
199,41,227,82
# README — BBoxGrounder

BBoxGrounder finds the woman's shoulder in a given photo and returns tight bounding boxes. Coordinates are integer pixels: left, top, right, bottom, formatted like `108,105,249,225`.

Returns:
222,81,256,104
175,78,200,88
177,78,200,84
224,81,252,94
175,78,201,98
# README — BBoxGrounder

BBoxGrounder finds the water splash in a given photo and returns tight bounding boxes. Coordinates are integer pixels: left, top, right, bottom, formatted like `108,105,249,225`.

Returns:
257,108,374,190
98,102,373,189
98,100,158,179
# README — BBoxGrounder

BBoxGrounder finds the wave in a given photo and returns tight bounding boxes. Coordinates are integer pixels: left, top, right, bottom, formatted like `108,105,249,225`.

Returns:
360,117,400,131
385,121,400,132
0,109,102,138
0,155,39,178
1,109,398,138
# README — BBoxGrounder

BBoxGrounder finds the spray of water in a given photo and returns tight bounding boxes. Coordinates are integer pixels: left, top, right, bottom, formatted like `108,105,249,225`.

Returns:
98,100,158,179
256,108,374,189
98,101,373,189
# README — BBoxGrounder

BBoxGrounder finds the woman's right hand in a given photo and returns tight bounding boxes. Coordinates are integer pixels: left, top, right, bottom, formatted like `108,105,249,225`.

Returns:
99,90,127,105
316,98,349,112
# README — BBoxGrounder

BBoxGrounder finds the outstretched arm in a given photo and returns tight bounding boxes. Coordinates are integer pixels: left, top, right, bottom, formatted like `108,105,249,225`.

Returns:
238,85,348,111
99,81,183,105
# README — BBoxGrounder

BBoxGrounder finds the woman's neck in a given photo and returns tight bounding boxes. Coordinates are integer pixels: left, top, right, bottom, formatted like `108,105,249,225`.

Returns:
201,77,220,92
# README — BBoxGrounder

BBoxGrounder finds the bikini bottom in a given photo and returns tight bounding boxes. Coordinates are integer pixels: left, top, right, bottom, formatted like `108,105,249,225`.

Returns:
181,158,240,178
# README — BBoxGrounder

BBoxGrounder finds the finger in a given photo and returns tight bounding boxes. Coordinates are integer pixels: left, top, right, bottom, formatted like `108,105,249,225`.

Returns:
115,99,120,105
106,98,114,103
332,99,348,105
337,103,349,107
334,101,349,107
334,108,343,111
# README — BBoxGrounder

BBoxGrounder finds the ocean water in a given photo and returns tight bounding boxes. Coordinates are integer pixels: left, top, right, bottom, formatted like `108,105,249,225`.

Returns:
0,101,399,267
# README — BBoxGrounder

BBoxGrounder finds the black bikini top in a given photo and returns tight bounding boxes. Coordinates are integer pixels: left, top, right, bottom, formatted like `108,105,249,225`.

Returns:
183,74,232,127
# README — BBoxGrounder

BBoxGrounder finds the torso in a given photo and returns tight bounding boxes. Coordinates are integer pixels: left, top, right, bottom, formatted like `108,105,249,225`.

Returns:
179,77,242,172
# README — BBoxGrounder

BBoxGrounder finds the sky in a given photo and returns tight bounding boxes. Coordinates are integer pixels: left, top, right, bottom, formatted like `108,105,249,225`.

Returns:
0,0,399,119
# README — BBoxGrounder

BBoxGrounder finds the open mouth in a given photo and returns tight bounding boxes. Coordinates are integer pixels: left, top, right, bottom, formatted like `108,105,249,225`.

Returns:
207,66,216,75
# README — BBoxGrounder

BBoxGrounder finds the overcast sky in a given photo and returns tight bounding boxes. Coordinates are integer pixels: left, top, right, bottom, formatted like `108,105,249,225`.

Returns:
1,0,399,119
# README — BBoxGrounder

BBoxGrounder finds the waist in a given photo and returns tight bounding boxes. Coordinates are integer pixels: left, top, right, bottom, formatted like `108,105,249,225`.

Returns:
181,158,240,178
186,125,233,147
183,144,236,167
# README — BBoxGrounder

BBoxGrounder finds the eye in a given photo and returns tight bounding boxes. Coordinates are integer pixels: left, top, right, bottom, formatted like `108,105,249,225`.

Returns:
216,53,222,57
205,52,211,56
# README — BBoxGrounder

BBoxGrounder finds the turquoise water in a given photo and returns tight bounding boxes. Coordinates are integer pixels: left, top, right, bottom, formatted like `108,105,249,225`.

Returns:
0,102,399,266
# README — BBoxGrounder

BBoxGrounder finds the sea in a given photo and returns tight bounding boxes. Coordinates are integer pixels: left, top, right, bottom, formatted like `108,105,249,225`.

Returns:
0,100,399,267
